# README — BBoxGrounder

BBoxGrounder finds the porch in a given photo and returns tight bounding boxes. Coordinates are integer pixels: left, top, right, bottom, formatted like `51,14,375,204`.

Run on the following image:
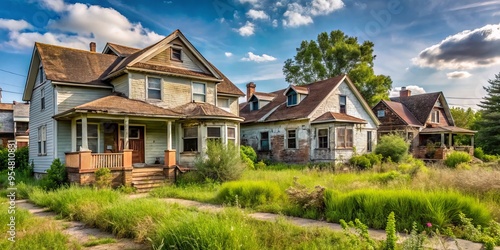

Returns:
412,126,476,160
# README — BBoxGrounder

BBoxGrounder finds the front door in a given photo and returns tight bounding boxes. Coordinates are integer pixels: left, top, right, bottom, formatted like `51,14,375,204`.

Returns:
119,126,145,164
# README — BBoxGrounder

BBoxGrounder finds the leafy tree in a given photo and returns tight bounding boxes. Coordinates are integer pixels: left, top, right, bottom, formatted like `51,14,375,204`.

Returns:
476,73,500,154
450,107,481,145
283,30,392,106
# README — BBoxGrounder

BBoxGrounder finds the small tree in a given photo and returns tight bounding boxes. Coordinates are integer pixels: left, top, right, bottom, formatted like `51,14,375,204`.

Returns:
195,140,245,182
95,168,112,189
375,134,409,163
40,158,68,190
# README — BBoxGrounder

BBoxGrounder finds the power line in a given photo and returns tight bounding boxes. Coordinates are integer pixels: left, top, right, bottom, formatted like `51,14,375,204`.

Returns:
0,89,23,94
446,97,483,100
0,68,26,78
0,81,24,88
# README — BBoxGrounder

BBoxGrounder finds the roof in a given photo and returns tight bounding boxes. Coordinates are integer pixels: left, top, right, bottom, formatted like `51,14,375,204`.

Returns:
13,102,29,118
207,62,244,96
420,126,476,135
104,42,140,56
172,102,242,120
382,100,421,126
0,103,13,110
240,75,348,123
253,92,276,101
54,95,182,119
289,85,309,95
390,92,441,125
35,42,121,86
312,112,366,124
131,62,219,80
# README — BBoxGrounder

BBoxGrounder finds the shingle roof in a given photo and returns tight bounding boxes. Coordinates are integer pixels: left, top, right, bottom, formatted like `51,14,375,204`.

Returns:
105,42,140,56
0,103,13,110
13,102,29,118
36,43,121,86
390,92,441,125
290,85,309,95
382,100,421,126
131,62,219,80
172,102,242,120
312,112,366,124
240,75,346,123
207,62,244,96
421,126,476,134
253,92,276,101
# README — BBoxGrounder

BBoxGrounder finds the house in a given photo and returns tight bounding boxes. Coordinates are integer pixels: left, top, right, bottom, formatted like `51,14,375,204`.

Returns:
0,89,29,148
239,75,380,163
372,87,476,159
0,100,13,147
22,29,244,186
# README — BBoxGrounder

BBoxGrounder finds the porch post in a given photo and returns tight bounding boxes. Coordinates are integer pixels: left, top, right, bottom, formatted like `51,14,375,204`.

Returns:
124,116,129,150
81,114,88,150
167,121,172,150
71,118,77,152
471,135,475,148
164,120,176,167
223,123,228,145
448,133,452,148
440,133,445,147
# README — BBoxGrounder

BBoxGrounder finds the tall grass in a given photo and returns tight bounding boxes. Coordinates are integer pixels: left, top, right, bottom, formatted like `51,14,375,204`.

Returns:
215,180,283,207
324,189,491,231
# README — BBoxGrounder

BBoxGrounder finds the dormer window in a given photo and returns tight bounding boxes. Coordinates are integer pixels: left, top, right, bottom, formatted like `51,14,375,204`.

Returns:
287,92,298,106
171,47,182,61
250,100,258,111
377,110,385,118
431,110,440,123
339,95,346,114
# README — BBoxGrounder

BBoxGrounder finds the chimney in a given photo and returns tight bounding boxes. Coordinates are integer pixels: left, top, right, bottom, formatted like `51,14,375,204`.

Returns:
246,82,256,101
89,42,96,52
400,86,411,97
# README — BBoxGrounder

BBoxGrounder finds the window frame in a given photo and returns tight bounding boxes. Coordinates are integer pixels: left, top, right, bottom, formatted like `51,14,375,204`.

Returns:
192,82,206,102
377,110,385,118
431,110,440,123
146,76,162,100
183,126,198,152
227,127,236,145
367,131,372,152
339,95,347,114
317,128,329,149
40,87,45,111
250,100,259,111
38,125,47,156
171,47,182,61
260,131,270,151
207,126,221,142
287,92,298,106
38,66,45,84
76,123,100,152
217,97,230,109
287,129,297,149
336,127,353,148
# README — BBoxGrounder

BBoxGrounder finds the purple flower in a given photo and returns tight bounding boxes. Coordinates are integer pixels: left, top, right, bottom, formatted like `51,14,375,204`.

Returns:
426,222,432,228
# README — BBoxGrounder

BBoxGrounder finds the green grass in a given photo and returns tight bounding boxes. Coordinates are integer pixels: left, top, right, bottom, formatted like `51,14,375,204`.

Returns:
215,180,283,207
149,182,219,203
82,237,117,247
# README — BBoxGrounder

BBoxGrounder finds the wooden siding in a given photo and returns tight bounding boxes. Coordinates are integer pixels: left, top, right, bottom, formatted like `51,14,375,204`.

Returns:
29,81,56,173
142,121,168,164
372,101,407,126
426,108,451,127
57,120,71,161
112,74,129,97
56,85,112,113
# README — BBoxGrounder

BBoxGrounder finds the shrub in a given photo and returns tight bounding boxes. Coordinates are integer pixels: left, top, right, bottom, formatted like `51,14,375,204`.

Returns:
195,140,245,182
286,177,325,213
40,158,68,190
241,153,254,169
375,134,409,163
215,180,282,207
474,147,485,160
385,212,397,250
95,168,112,189
444,151,472,168
349,155,371,169
255,160,267,169
176,171,204,185
482,154,498,162
240,145,257,162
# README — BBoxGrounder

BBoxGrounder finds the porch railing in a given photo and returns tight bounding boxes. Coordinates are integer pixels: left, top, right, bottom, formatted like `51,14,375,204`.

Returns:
91,153,124,168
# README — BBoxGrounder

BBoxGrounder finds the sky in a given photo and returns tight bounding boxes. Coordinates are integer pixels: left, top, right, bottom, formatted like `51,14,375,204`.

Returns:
0,0,499,110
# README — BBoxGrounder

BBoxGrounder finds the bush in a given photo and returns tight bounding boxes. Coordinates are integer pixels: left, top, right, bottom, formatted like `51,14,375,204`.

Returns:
195,140,245,182
176,171,204,185
255,160,267,169
474,147,485,160
375,134,409,163
40,158,68,190
286,177,325,213
240,145,257,162
444,151,472,168
216,180,282,207
95,168,112,189
350,153,382,170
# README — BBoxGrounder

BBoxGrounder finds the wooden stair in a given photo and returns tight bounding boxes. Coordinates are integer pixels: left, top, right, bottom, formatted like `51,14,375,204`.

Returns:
132,167,166,193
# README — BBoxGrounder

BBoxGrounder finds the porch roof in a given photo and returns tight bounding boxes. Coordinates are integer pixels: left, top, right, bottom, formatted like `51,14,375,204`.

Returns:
420,126,477,135
53,95,183,120
312,112,367,124
172,102,244,121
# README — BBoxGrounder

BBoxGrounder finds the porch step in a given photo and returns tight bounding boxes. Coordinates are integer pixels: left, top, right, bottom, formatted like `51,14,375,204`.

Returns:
132,171,164,177
132,181,165,193
131,167,166,192
132,167,164,173
132,175,165,182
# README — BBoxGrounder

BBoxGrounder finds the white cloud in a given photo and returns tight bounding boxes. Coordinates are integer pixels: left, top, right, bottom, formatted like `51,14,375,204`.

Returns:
239,0,260,6
282,1,344,27
272,19,278,27
447,71,472,79
2,1,163,51
310,0,344,15
389,85,427,97
246,9,269,20
235,21,255,36
282,3,313,27
0,19,33,31
241,52,277,62
412,23,500,70
225,52,233,57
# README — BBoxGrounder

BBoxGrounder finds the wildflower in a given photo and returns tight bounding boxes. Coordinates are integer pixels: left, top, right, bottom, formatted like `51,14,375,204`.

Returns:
426,222,432,228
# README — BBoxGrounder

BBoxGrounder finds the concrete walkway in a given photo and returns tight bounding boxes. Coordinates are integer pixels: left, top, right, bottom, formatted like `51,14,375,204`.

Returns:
129,195,497,250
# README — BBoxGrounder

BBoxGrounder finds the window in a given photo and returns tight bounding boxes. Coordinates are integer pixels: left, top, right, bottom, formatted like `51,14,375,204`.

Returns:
250,100,258,111
367,131,372,152
40,87,45,111
339,95,346,113
377,110,385,118
227,127,236,145
287,93,298,106
287,129,297,149
336,127,353,148
38,125,46,155
147,77,161,100
260,132,269,151
171,48,182,61
192,82,206,102
38,66,45,84
318,128,328,148
77,124,99,152
16,122,29,135
217,97,230,109
207,127,221,142
431,110,440,123
120,127,140,139
183,127,198,152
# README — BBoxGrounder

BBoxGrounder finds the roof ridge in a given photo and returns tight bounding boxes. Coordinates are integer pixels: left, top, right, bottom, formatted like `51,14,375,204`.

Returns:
36,42,117,57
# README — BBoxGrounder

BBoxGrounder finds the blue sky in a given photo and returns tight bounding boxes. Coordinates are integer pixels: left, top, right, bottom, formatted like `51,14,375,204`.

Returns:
0,0,499,109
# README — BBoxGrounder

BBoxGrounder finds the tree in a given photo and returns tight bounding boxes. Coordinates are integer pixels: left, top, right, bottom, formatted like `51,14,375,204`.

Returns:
476,73,500,155
283,30,392,106
450,107,481,146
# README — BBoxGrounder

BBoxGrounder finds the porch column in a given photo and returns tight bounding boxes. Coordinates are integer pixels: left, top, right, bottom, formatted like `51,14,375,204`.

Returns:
164,120,176,167
471,135,474,148
223,123,228,145
81,114,88,150
124,116,129,150
440,133,445,147
167,121,172,150
448,133,452,148
71,118,77,152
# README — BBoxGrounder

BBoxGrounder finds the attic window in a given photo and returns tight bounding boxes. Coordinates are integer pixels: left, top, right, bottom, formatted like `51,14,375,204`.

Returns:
431,110,440,123
339,95,346,114
250,100,258,111
287,92,298,106
171,48,182,61
377,110,385,118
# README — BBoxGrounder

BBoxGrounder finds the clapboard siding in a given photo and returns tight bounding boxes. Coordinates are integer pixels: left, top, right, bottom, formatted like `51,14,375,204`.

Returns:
112,74,129,97
57,120,71,161
56,86,112,113
29,81,56,173
143,121,167,164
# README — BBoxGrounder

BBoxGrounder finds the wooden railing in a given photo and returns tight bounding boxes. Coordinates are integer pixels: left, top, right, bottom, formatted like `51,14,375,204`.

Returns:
91,153,124,169
65,152,81,168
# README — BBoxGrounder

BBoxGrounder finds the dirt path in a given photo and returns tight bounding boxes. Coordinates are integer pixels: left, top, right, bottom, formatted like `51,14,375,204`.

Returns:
17,200,148,250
